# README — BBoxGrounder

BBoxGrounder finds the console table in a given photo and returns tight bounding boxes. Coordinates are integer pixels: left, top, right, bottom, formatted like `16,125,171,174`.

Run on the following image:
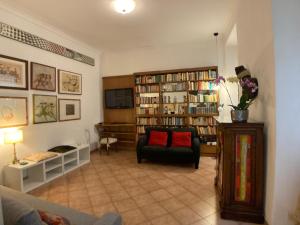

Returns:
215,119,265,223
3,144,90,193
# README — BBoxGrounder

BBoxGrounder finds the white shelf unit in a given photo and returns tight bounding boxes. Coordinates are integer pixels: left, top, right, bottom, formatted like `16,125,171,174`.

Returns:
4,144,90,193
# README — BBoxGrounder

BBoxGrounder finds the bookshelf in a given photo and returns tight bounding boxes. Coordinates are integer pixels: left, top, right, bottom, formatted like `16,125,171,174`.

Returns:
134,67,219,156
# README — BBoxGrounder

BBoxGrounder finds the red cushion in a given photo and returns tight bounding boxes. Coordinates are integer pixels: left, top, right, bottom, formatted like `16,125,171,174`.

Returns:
171,132,192,147
148,131,168,146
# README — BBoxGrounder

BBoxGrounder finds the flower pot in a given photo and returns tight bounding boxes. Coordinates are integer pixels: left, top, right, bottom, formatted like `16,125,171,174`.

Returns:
231,110,249,123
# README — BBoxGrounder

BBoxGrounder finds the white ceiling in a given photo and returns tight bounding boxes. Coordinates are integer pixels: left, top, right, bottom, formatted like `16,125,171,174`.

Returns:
0,0,237,51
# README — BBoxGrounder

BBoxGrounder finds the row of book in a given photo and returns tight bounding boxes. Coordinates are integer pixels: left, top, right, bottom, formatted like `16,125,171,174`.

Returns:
137,126,147,134
136,85,159,93
162,117,185,126
135,70,218,84
136,107,159,115
136,118,159,125
162,95,187,104
188,81,215,91
136,96,159,104
188,104,218,114
196,126,217,136
163,104,186,115
189,93,218,103
189,117,217,126
162,83,186,92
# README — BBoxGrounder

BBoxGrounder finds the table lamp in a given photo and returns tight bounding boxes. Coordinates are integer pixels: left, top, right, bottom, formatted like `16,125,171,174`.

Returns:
4,130,23,164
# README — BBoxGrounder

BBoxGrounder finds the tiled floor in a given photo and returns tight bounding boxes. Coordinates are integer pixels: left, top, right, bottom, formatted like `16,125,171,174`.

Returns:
30,150,258,225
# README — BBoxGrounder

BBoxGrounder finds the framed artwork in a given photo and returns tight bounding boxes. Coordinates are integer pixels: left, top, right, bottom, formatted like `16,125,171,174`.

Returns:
33,95,57,124
0,54,28,90
0,97,28,128
58,99,81,121
58,70,82,95
31,62,56,91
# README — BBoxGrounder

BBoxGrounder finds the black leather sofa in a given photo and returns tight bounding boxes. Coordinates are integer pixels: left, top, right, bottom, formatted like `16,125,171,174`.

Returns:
136,127,200,169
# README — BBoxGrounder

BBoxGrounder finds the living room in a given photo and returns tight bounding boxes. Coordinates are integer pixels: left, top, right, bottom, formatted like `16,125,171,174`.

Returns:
0,0,299,225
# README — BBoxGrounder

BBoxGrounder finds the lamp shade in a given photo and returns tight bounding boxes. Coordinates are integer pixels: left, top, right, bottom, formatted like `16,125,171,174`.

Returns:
4,130,23,144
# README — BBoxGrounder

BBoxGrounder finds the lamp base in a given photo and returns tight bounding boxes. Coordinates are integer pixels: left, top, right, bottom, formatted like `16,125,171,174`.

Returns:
12,143,19,165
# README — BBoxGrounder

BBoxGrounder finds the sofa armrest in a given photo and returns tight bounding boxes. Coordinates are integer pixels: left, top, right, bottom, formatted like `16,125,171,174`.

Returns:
192,137,200,169
136,135,147,163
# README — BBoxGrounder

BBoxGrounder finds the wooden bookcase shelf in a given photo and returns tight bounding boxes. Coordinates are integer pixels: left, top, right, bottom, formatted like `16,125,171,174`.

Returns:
134,66,220,156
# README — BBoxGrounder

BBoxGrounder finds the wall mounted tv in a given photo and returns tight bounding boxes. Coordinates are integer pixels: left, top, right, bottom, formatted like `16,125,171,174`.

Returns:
105,88,134,109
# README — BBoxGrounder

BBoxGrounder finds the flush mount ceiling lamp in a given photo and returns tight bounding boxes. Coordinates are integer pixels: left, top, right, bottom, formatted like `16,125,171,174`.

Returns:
113,0,136,14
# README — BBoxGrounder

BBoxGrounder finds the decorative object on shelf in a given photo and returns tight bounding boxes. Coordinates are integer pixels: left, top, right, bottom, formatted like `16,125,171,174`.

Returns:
58,99,81,121
214,65,258,122
58,70,82,95
0,97,28,128
4,129,23,164
31,62,56,92
33,95,57,124
0,54,28,90
0,22,95,66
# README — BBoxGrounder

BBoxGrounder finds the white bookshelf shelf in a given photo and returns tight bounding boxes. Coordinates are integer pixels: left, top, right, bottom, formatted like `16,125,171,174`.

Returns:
4,144,90,193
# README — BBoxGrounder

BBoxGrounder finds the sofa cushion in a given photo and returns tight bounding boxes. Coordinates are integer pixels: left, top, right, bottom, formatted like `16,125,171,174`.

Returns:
145,127,172,146
143,145,166,153
2,196,42,225
167,147,193,154
148,130,168,146
171,131,192,147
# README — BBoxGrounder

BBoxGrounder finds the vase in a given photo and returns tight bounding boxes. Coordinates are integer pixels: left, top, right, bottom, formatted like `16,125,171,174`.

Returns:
231,109,249,122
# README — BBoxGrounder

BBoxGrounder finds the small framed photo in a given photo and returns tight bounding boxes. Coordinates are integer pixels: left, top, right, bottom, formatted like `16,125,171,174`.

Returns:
0,97,28,128
0,54,28,90
58,99,81,121
31,62,56,91
33,95,57,124
58,70,82,95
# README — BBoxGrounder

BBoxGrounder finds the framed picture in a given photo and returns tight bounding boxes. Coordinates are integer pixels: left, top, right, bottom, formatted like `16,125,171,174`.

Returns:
0,54,28,90
33,95,57,124
58,99,81,121
58,70,82,95
0,97,28,128
31,62,56,91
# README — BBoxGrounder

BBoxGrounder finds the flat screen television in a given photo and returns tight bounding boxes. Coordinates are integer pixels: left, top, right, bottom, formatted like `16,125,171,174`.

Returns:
105,88,134,109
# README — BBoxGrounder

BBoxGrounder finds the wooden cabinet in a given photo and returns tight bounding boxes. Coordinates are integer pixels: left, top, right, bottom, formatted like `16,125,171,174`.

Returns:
215,120,265,223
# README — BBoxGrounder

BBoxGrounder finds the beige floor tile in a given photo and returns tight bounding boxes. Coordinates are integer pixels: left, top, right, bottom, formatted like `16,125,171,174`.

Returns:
150,189,172,201
133,193,156,207
109,190,130,201
93,203,118,216
160,198,185,213
140,203,168,220
172,207,202,225
157,178,176,187
90,193,111,207
122,208,147,225
126,186,147,197
177,192,202,205
114,198,138,212
87,185,107,196
190,201,216,218
165,185,187,196
69,198,91,210
151,214,180,225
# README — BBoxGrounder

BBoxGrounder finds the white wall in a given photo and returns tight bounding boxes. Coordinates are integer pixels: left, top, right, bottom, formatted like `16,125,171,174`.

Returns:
0,6,101,183
101,41,218,76
271,0,300,224
234,0,276,223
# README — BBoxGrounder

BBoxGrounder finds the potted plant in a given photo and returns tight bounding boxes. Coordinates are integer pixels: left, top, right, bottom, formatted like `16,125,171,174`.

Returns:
215,65,259,122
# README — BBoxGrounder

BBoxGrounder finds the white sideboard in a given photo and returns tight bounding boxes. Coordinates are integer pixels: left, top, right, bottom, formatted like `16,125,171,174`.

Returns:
3,144,90,193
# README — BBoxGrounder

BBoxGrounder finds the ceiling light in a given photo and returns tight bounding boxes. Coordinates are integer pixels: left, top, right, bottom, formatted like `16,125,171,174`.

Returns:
113,0,136,14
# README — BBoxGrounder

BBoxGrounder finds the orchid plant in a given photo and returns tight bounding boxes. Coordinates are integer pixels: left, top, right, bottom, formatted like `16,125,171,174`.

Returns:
215,66,259,110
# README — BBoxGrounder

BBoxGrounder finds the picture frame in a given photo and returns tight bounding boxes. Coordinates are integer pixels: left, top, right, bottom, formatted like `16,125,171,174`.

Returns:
33,94,57,124
0,97,28,128
58,99,81,121
0,54,28,90
58,70,82,95
31,62,56,92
